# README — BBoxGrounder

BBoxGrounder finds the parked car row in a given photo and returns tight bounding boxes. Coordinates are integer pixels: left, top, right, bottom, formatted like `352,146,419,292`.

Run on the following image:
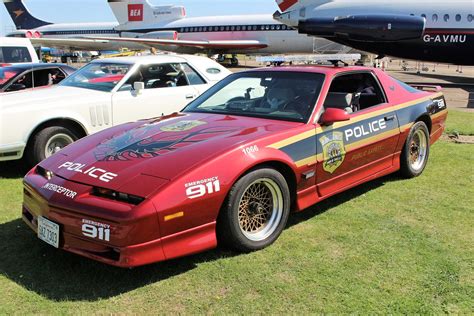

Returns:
0,54,231,164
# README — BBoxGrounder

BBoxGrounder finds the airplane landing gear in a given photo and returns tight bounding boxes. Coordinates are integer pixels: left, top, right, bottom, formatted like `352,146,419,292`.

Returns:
216,54,239,67
231,55,239,67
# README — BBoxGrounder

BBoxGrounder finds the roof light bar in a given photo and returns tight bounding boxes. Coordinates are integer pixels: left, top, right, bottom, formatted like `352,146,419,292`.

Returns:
256,54,362,65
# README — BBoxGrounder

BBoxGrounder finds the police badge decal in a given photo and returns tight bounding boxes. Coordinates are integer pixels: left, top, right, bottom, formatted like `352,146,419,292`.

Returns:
319,132,346,174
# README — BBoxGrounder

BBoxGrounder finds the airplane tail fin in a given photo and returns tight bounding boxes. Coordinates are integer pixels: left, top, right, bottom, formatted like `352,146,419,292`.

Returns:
3,0,51,29
275,0,304,12
108,0,186,28
275,0,330,12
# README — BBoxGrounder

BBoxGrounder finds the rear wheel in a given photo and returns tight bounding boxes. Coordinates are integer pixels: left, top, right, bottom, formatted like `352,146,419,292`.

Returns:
400,121,430,178
217,168,290,252
27,126,79,166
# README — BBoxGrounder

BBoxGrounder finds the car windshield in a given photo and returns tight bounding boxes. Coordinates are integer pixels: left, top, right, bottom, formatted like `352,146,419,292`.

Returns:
59,62,132,92
0,66,22,88
184,71,325,122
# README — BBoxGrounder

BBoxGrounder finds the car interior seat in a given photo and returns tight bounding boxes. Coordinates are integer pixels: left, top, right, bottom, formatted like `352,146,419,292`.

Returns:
323,92,354,113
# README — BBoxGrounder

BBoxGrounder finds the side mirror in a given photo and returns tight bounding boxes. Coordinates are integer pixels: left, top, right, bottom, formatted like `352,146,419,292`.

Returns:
7,83,27,92
319,108,350,126
133,81,145,95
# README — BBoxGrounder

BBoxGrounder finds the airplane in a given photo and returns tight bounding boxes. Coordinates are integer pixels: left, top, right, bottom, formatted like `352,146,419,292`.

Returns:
273,0,474,65
3,0,350,65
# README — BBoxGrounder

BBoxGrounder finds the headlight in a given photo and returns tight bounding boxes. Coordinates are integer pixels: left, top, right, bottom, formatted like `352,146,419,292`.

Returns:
36,165,54,180
92,187,144,205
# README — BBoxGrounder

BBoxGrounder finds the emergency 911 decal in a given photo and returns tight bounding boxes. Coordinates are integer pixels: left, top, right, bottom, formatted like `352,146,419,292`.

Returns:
185,176,220,199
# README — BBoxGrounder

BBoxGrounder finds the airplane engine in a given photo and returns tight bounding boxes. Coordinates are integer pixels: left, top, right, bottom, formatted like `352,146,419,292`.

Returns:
140,31,179,40
299,15,426,42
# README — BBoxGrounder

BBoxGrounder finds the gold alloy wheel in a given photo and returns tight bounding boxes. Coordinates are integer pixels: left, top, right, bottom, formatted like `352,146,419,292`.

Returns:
409,129,428,171
238,178,283,242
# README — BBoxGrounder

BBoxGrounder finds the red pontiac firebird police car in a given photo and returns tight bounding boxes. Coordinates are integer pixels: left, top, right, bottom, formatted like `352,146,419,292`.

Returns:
22,65,448,267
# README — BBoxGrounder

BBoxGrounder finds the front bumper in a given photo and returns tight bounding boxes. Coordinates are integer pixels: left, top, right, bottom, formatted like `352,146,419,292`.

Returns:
22,173,217,268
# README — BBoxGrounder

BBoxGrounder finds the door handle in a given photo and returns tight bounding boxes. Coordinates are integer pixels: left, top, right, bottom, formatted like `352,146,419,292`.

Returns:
186,94,195,99
384,115,396,122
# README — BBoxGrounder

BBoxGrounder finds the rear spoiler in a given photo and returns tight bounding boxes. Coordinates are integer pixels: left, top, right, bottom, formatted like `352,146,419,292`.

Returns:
410,84,443,92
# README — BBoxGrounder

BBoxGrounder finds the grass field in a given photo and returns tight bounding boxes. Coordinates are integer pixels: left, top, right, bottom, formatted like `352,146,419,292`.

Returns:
445,109,474,136
0,112,472,314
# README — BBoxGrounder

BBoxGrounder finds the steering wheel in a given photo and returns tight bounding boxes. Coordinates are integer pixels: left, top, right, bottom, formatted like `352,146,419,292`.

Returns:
281,96,310,115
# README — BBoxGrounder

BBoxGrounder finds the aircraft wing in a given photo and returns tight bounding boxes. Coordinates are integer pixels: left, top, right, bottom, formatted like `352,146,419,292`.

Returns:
87,36,268,52
29,37,149,51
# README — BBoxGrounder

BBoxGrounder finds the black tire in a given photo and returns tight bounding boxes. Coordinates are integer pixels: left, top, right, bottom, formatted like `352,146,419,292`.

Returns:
231,58,239,67
217,168,290,252
400,121,430,178
27,126,79,166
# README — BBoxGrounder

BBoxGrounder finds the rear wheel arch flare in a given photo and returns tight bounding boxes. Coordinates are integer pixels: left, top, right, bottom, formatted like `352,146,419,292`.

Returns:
415,114,432,134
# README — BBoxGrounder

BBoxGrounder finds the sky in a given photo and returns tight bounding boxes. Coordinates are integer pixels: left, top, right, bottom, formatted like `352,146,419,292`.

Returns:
0,0,279,36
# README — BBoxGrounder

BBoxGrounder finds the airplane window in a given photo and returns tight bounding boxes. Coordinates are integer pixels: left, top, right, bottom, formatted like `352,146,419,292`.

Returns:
468,14,474,22
444,14,450,22
432,14,438,21
456,14,461,22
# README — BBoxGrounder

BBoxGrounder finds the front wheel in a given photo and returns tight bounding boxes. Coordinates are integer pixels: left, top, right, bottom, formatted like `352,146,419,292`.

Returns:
217,168,290,252
400,121,430,178
27,126,79,166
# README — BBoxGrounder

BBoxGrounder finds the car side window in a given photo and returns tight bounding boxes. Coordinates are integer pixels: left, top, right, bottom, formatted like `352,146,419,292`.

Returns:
177,63,206,85
0,47,32,63
6,71,33,91
323,72,386,114
122,63,194,90
32,68,66,87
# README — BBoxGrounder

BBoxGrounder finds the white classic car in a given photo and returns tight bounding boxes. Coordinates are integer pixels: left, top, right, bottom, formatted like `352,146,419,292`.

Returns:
0,54,231,165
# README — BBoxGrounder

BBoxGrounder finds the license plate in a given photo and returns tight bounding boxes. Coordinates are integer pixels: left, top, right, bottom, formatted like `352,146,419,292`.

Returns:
37,216,60,248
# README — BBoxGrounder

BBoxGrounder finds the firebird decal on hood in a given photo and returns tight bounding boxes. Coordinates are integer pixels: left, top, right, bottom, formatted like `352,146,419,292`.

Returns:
94,123,237,161
160,120,207,132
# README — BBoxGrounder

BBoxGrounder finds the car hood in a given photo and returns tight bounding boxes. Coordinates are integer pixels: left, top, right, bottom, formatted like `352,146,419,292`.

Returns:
0,86,107,109
41,113,299,196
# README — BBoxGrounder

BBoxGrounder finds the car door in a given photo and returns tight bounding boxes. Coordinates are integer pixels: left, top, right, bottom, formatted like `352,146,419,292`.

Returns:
316,71,401,197
111,63,201,124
